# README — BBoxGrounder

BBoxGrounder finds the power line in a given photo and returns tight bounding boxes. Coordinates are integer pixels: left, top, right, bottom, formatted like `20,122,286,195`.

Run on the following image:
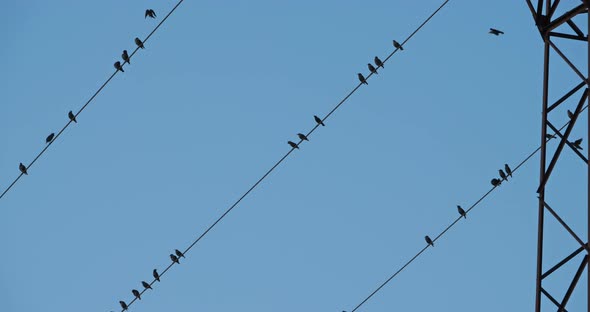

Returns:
113,0,453,311
346,105,587,312
0,0,187,203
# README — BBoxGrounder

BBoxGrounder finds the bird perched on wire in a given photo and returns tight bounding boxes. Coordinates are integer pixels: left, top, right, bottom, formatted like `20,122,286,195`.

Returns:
132,289,141,300
119,301,128,311
489,28,504,36
374,56,384,69
545,133,556,140
425,235,434,247
393,40,404,50
368,63,378,75
170,254,180,264
122,50,130,64
357,73,368,85
297,133,309,141
457,205,466,219
153,269,160,282
68,111,77,123
504,164,512,177
141,281,152,290
46,133,55,144
314,115,325,126
288,141,299,149
572,138,583,150
175,249,185,258
491,178,501,187
114,61,124,72
499,169,508,181
567,110,574,119
145,9,156,19
19,163,28,175
135,37,145,49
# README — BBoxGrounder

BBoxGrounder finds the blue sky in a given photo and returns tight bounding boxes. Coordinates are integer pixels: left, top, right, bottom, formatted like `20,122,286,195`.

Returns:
1,0,588,311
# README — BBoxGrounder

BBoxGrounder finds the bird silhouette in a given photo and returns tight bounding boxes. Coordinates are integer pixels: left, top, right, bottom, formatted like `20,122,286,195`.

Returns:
489,28,504,35
457,205,466,219
175,249,185,258
499,169,507,181
153,269,160,282
368,63,378,75
19,163,28,175
567,110,574,119
491,178,502,187
572,138,583,150
46,133,55,144
545,133,556,140
122,50,130,64
114,61,124,72
145,9,157,19
314,115,325,126
68,111,77,123
425,235,434,247
357,73,368,85
374,56,384,68
393,40,404,50
297,133,309,141
142,281,152,289
132,289,141,300
505,164,512,177
135,37,145,49
119,301,128,311
288,141,299,149
170,254,180,264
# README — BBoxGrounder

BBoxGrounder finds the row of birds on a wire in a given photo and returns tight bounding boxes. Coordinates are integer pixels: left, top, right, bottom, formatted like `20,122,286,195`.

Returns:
113,8,158,73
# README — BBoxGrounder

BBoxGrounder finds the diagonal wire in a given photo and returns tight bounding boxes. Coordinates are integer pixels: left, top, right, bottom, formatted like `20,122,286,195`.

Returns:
115,0,453,310
0,0,187,203
346,105,587,312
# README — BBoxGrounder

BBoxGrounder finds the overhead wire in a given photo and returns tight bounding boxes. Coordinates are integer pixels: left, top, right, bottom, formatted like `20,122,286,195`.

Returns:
0,0,188,203
346,105,587,312
113,0,454,311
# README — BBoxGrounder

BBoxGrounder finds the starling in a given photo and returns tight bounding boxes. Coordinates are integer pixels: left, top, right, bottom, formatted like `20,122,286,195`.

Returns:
457,205,466,219
68,110,77,123
132,289,141,300
425,235,434,247
297,133,308,141
491,178,501,187
170,254,180,264
499,169,507,181
393,40,404,50
145,9,157,19
19,163,28,175
153,269,160,282
175,249,185,258
357,73,368,85
368,63,378,75
314,115,325,126
567,110,574,119
505,164,512,177
288,141,299,149
46,133,55,144
572,138,583,150
135,37,145,49
119,301,128,311
142,281,152,290
114,61,124,72
489,28,504,36
374,56,384,68
122,50,130,64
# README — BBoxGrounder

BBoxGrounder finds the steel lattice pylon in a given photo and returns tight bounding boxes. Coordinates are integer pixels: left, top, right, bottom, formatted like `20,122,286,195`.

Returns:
526,0,590,311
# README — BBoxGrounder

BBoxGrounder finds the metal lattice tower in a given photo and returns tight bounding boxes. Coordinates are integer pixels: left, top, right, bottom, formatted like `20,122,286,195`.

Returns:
526,0,590,310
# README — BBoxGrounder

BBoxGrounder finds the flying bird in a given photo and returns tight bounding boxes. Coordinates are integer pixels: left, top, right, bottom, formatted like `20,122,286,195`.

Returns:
491,178,502,187
288,141,299,149
393,40,404,50
572,138,583,150
68,110,77,123
170,254,180,264
357,73,368,85
567,110,574,119
505,164,512,177
114,61,124,72
425,235,434,247
46,133,55,144
135,37,145,49
297,133,309,141
132,289,141,300
499,169,508,181
457,205,466,219
368,63,378,75
19,163,28,175
489,28,504,36
374,56,384,68
119,301,128,311
145,9,157,19
153,269,160,282
122,50,130,64
175,249,185,258
141,281,152,290
314,115,325,126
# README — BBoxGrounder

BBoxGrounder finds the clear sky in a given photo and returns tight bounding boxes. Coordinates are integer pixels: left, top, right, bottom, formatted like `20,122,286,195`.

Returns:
1,0,588,311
